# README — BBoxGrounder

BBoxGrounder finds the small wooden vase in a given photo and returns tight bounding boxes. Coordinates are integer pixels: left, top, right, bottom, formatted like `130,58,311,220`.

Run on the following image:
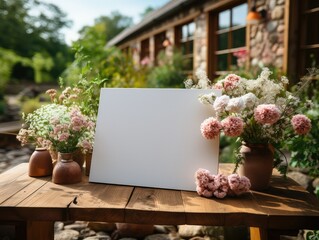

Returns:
52,152,82,184
29,148,53,177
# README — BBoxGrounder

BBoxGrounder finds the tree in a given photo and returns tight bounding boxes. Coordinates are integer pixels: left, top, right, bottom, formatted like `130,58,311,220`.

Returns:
140,6,155,19
0,0,73,82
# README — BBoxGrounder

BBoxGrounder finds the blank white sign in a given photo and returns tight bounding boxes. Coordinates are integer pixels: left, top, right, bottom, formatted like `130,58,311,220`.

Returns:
89,88,221,191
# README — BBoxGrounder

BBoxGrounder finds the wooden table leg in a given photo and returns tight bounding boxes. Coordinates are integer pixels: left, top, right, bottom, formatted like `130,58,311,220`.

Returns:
250,227,267,240
26,221,54,240
250,227,299,240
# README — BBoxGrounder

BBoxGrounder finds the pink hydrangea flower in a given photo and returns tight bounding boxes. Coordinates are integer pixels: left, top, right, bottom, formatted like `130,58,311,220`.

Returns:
223,74,241,91
221,116,244,137
195,169,251,199
58,132,70,141
254,104,281,125
195,169,215,198
200,117,222,140
213,174,229,199
291,114,311,135
228,174,251,196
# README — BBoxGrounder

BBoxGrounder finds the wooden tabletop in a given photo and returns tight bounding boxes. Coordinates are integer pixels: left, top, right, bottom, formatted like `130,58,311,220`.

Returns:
0,163,319,231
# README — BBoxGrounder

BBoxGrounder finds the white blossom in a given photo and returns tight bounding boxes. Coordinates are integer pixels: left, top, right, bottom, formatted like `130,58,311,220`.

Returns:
213,95,230,112
226,97,244,113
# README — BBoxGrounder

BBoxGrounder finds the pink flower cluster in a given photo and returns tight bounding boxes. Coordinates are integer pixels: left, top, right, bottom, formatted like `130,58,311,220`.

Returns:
254,104,281,125
201,116,244,139
200,117,221,139
223,74,241,92
291,114,311,135
195,169,251,199
221,116,244,137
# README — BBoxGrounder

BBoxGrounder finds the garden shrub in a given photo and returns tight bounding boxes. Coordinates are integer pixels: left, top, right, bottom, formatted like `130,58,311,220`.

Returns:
147,50,188,88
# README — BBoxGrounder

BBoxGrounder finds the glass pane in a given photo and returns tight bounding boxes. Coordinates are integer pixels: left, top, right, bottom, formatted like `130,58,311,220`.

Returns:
305,12,319,45
218,33,228,50
189,41,194,54
232,28,246,48
182,25,188,39
217,54,228,71
181,43,187,55
232,3,248,27
231,54,238,67
304,0,319,10
184,57,193,71
219,10,230,30
303,49,319,72
188,22,195,37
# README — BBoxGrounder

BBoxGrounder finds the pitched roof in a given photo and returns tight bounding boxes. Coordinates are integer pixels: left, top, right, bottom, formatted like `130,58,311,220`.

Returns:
107,0,197,47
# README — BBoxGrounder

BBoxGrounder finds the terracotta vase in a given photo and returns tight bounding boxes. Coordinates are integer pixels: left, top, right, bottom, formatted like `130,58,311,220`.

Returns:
72,148,85,169
239,143,274,191
52,152,82,184
29,148,53,177
85,152,93,176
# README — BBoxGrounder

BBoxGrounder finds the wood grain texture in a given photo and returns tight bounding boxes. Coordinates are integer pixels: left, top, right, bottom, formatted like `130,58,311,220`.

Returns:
125,187,185,224
0,163,318,232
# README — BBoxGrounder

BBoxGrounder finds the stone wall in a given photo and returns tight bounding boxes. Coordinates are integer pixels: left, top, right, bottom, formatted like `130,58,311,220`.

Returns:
249,0,286,69
194,12,207,72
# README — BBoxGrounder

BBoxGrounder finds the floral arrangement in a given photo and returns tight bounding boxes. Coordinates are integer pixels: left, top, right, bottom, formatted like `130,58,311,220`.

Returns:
195,168,251,199
186,68,313,171
17,88,95,153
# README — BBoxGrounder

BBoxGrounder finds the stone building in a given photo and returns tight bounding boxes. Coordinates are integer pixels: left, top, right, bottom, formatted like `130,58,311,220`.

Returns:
108,0,318,83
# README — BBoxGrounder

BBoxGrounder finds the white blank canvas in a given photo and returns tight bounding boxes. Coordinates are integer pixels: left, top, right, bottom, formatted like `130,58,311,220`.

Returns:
89,88,221,191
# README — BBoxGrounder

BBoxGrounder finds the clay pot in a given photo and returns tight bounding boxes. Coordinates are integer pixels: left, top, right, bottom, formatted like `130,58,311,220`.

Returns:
52,152,82,184
28,148,53,177
72,148,85,169
239,143,274,191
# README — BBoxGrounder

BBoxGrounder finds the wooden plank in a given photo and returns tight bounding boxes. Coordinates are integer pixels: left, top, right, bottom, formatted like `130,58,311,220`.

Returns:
69,177,133,222
252,176,319,230
182,190,267,226
0,164,40,205
125,187,185,225
2,175,50,206
0,163,29,186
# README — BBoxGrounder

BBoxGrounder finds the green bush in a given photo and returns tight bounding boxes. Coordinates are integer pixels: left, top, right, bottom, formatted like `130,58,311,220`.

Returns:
284,74,319,177
147,50,188,88
21,98,43,115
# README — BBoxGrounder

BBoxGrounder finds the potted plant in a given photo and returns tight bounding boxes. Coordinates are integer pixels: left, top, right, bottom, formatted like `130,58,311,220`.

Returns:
187,68,314,190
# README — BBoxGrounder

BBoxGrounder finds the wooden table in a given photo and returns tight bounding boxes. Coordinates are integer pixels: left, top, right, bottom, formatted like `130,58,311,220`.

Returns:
0,163,318,240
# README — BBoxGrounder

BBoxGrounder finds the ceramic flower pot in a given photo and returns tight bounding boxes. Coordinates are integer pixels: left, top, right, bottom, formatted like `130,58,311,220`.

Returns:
52,152,82,184
28,148,53,177
72,148,85,170
239,143,274,191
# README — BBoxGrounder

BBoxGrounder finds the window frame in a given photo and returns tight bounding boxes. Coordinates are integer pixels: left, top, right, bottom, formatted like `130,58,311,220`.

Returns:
208,1,248,79
175,21,195,76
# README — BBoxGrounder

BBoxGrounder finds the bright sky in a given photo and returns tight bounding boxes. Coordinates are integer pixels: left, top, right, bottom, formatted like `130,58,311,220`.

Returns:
40,0,171,45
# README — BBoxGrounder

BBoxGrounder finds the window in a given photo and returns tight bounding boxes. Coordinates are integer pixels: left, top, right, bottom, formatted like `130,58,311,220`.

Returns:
154,32,167,65
140,38,150,65
210,3,247,76
175,21,195,75
299,0,319,75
